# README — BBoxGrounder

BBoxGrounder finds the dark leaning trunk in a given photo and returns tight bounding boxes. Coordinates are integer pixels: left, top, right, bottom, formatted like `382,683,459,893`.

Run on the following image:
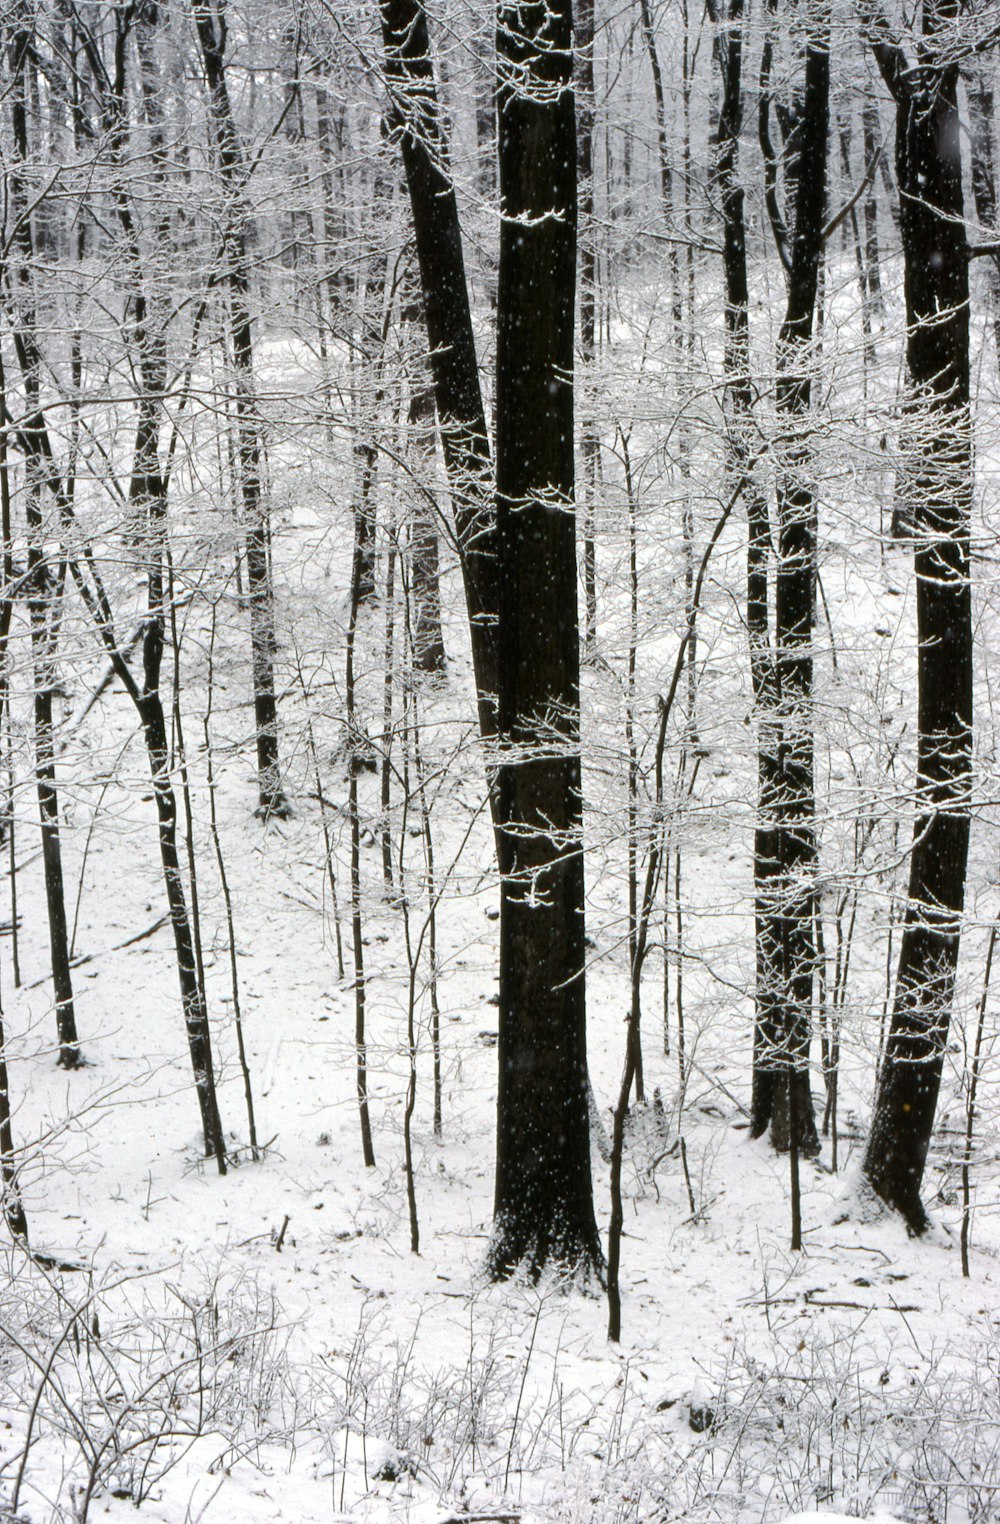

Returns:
862,3,972,1232
379,0,499,746
488,0,602,1281
139,674,228,1169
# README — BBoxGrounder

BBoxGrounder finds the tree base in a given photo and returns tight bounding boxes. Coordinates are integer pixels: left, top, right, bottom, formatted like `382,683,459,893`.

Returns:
863,1169,931,1237
487,1244,607,1293
487,1215,606,1290
255,794,293,822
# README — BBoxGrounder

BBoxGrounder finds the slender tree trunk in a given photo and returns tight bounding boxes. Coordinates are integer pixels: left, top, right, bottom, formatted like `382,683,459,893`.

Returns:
6,12,79,1068
0,990,26,1242
488,0,602,1282
9,2,227,1162
401,276,445,673
966,61,1000,373
314,77,350,316
765,10,829,1160
346,526,376,1168
838,118,875,374
862,100,884,316
193,0,287,818
353,156,393,605
861,0,973,1232
709,0,787,1143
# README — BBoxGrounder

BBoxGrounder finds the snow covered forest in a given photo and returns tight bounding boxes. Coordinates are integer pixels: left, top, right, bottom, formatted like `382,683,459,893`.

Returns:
0,0,998,1518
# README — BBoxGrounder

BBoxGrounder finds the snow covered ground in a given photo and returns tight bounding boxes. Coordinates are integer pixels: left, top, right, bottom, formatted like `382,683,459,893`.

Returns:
0,269,998,1523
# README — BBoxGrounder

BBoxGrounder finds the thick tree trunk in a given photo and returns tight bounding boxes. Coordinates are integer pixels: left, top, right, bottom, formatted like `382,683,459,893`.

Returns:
577,0,598,649
862,2,973,1232
193,1,287,819
488,0,602,1282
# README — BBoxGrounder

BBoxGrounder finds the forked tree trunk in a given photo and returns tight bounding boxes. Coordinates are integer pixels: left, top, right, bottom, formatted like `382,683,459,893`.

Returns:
488,0,602,1281
861,0,973,1232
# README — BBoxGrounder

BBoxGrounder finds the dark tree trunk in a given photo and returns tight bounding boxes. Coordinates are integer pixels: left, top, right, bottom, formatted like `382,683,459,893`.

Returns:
9,2,227,1165
713,0,823,1154
407,383,446,675
139,671,228,1168
764,12,829,1161
193,1,287,819
6,13,80,1069
353,153,392,606
488,0,602,1282
133,6,227,1169
379,0,499,745
314,80,351,314
346,533,376,1169
0,1000,27,1242
861,0,973,1233
31,584,78,1070
709,0,783,1143
577,0,598,649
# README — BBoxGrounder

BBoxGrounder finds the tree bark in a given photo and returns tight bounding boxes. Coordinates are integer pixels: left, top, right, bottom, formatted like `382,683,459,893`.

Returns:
7,2,227,1163
862,100,884,315
379,0,499,745
764,8,829,1160
6,10,80,1069
709,0,785,1144
488,0,602,1281
577,0,598,649
193,0,288,819
861,0,973,1232
401,274,445,673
